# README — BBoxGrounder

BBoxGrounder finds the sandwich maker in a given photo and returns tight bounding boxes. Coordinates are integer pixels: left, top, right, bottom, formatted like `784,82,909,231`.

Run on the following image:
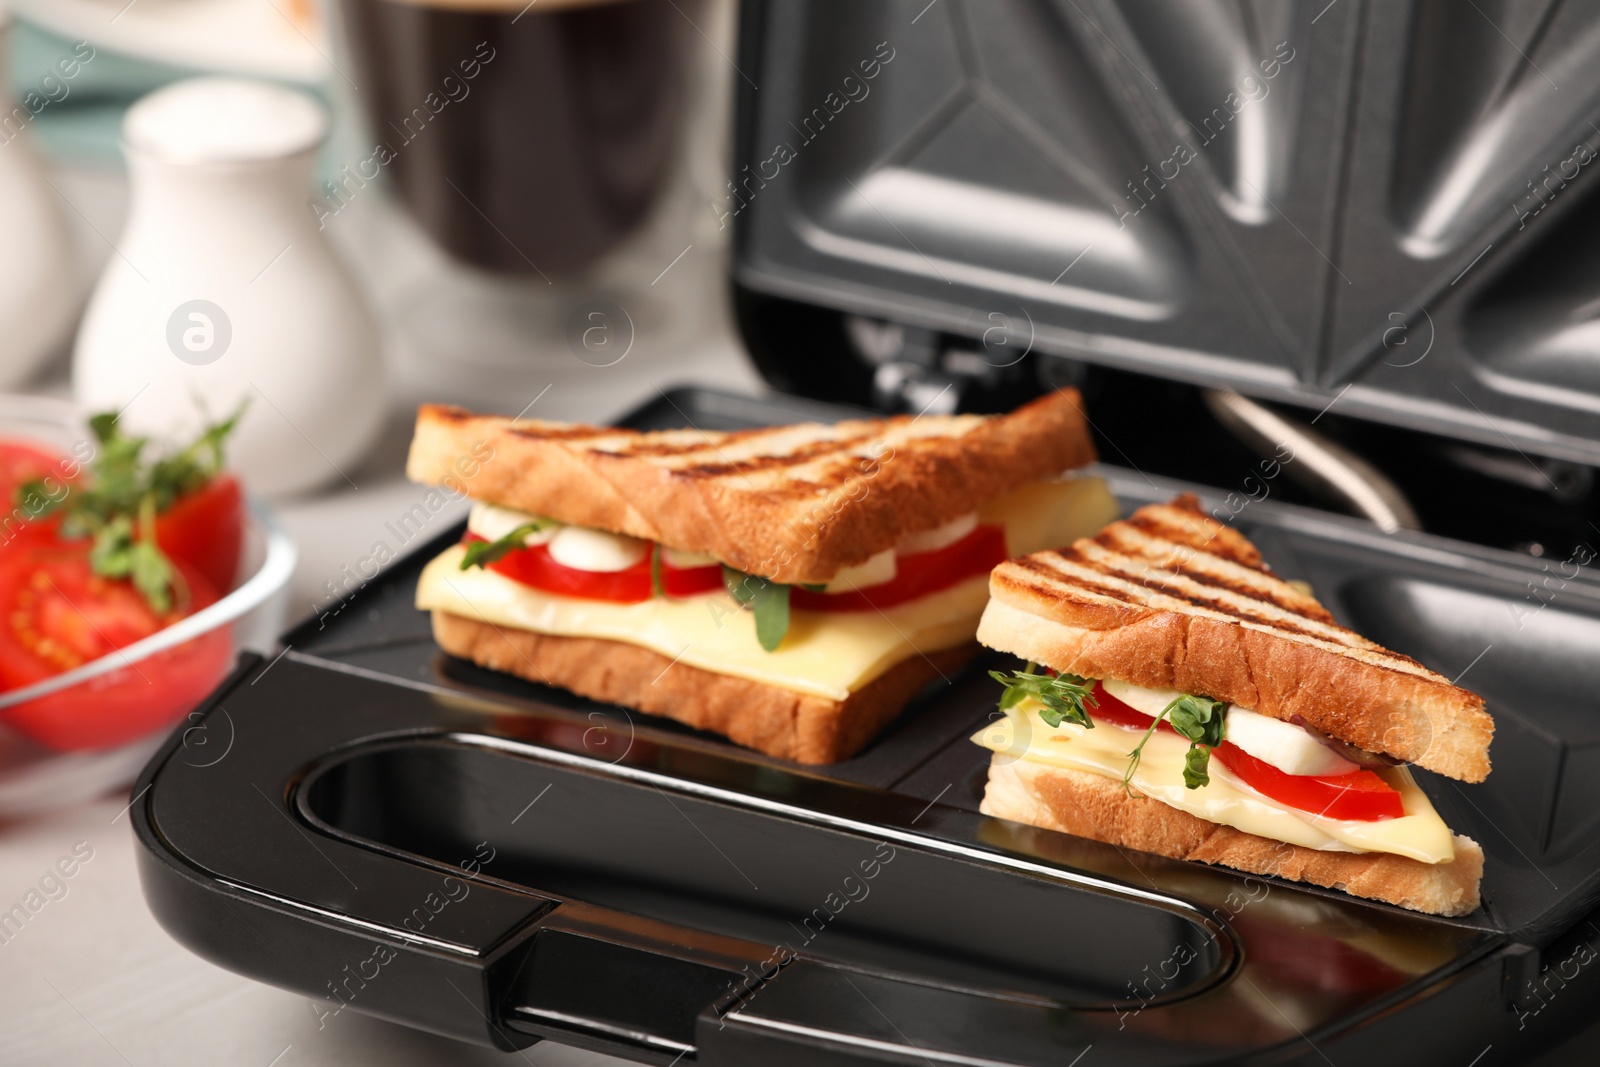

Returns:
134,3,1600,1063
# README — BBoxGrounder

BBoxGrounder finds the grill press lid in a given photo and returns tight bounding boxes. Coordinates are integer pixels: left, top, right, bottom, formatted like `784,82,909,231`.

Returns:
731,0,1600,465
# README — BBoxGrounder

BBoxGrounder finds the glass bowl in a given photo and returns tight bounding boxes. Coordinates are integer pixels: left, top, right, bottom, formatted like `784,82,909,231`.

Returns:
0,394,296,818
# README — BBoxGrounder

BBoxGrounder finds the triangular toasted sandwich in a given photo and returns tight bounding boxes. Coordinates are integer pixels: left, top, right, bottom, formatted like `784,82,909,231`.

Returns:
407,389,1116,762
973,494,1493,915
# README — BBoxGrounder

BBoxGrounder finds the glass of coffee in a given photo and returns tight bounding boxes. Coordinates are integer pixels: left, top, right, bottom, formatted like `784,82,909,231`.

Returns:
334,0,699,277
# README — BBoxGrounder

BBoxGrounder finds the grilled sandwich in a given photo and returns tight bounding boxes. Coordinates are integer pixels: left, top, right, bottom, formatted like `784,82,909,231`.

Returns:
407,389,1116,762
973,494,1493,915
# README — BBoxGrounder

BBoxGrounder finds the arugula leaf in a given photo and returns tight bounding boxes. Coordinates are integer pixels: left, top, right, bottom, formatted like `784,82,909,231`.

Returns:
130,541,175,614
16,478,65,522
459,520,554,570
1124,693,1227,793
751,580,790,652
23,405,244,613
1182,745,1213,790
650,545,664,597
722,567,792,651
87,514,136,578
723,565,758,605
988,664,1097,728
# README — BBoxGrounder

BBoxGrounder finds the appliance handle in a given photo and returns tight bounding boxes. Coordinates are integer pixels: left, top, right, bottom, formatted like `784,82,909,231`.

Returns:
138,655,848,1060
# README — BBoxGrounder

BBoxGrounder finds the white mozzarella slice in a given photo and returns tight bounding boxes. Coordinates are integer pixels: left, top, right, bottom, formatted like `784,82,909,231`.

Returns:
898,513,978,555
546,527,650,572
1224,707,1358,776
661,547,719,569
1100,679,1358,777
821,548,897,593
1100,678,1186,717
467,502,558,546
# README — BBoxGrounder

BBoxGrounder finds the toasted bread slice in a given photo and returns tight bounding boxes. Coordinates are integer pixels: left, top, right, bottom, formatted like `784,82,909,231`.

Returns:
977,494,1492,782
432,611,974,762
407,389,1095,586
982,756,1483,916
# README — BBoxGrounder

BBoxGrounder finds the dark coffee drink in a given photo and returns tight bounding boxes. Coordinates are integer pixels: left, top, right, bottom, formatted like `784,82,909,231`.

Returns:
336,0,694,276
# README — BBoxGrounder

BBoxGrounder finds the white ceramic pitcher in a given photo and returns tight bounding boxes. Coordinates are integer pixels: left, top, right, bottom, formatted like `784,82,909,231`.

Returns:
74,77,386,496
0,13,80,388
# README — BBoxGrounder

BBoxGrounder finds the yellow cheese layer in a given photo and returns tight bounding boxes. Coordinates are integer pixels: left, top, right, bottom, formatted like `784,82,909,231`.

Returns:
973,702,1457,863
420,545,986,700
418,476,1118,701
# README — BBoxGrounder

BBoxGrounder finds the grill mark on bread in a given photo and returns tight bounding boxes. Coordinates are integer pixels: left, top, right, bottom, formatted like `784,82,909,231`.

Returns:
1009,555,1145,606
1123,504,1265,570
1048,545,1335,642
508,424,614,443
406,392,1097,586
996,500,1450,685
1098,525,1337,625
1008,552,1447,682
1069,540,1372,649
602,425,796,458
431,405,474,424
663,432,881,479
482,412,979,490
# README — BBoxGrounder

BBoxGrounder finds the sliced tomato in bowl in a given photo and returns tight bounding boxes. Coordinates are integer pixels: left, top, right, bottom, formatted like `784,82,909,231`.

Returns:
155,472,244,593
0,544,232,751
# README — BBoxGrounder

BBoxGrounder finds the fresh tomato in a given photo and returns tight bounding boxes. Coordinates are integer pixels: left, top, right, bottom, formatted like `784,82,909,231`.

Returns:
155,473,244,593
469,535,729,603
470,535,649,602
660,557,723,597
791,524,1008,612
1084,681,1403,821
0,440,76,551
0,544,232,751
1212,743,1404,821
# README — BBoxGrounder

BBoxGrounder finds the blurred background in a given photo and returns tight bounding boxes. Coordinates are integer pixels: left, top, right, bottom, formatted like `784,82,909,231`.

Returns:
2,0,756,615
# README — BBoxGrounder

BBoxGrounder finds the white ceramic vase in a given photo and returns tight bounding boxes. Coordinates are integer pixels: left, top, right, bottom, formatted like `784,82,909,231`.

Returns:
0,13,80,388
73,77,386,497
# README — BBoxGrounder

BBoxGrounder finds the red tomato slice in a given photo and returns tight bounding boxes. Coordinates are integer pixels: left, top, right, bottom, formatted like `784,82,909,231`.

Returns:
470,535,653,602
0,440,76,551
468,535,729,603
661,557,722,597
791,524,1008,612
155,473,245,593
1083,682,1403,821
0,544,232,751
1212,743,1404,821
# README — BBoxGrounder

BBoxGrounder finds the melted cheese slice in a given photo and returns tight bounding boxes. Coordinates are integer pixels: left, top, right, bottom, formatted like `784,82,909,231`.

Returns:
418,475,1118,701
420,545,987,701
974,702,1456,863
